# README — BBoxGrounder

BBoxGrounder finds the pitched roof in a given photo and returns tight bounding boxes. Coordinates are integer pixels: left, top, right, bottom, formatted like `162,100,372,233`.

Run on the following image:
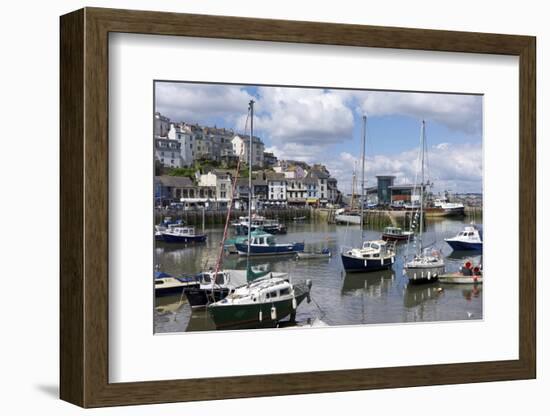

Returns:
266,172,286,181
156,175,195,187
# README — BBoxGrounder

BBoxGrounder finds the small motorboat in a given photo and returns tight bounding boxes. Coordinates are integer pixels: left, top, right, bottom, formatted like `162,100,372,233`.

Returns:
232,215,286,235
184,268,287,308
444,224,483,251
154,271,200,297
381,226,413,241
438,260,483,284
154,217,184,241
296,248,331,260
161,226,207,243
224,230,268,254
234,232,304,256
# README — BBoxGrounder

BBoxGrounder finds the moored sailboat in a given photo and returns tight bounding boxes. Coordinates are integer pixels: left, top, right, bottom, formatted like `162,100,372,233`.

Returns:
207,276,312,329
404,120,444,283
341,115,396,273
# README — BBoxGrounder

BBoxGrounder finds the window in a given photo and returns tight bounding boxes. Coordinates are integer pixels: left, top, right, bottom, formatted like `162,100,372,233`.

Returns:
280,288,290,296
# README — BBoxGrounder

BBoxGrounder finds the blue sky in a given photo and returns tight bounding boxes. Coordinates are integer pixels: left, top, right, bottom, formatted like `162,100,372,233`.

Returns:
155,82,483,194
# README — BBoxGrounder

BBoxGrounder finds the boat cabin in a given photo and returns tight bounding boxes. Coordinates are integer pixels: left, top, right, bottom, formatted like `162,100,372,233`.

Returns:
347,240,391,259
168,226,196,236
453,225,482,241
383,227,403,236
198,271,228,286
250,233,276,246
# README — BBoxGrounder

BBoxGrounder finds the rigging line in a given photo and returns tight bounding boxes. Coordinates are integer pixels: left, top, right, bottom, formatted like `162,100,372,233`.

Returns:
405,123,423,260
211,108,250,289
308,294,328,320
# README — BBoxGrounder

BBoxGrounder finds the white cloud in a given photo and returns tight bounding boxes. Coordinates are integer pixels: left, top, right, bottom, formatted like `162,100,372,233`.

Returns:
356,91,482,134
327,142,482,194
253,87,354,145
155,83,254,124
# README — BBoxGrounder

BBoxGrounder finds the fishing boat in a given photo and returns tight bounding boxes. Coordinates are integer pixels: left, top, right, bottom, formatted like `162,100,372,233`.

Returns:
184,268,288,308
444,224,483,251
224,229,269,254
381,226,413,241
161,226,207,243
207,276,312,329
234,231,305,256
296,248,331,260
341,115,396,273
438,260,483,284
154,217,184,241
232,215,287,234
154,271,200,297
424,198,465,217
404,120,445,283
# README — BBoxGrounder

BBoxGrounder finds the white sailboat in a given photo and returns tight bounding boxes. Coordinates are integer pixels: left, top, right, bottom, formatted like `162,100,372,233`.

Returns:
404,120,444,283
341,115,396,273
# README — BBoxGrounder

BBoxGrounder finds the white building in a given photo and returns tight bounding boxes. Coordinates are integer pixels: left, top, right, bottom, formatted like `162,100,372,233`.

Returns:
198,171,232,201
267,172,287,205
155,138,183,168
154,112,171,137
232,134,265,168
168,123,194,166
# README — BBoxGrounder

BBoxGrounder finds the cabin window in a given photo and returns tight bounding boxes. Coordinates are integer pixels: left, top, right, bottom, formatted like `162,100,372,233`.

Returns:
269,291,278,298
280,288,290,296
155,280,165,285
468,232,474,236
215,274,225,285
371,244,379,250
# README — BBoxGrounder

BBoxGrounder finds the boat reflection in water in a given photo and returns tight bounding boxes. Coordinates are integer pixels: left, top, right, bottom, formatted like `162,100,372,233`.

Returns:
403,283,443,309
154,294,188,328
341,270,395,298
446,250,483,262
185,308,217,332
403,281,482,321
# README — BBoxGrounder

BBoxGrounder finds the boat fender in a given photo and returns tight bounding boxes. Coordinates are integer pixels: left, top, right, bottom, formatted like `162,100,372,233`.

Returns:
271,306,277,320
259,310,263,322
464,261,473,269
427,271,431,280
292,297,297,310
391,256,395,264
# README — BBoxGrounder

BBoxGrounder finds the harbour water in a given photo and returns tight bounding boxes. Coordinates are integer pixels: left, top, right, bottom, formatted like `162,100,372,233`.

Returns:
154,217,482,333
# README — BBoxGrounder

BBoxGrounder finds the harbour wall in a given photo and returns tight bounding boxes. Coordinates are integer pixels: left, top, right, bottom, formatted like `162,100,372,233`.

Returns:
156,206,482,228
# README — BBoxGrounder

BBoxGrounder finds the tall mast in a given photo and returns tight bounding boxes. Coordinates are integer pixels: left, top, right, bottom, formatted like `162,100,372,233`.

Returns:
351,161,357,210
360,115,366,240
419,120,425,251
247,100,254,259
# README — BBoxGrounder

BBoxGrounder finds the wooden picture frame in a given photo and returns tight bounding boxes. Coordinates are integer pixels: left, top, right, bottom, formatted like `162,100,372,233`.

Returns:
60,7,536,408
